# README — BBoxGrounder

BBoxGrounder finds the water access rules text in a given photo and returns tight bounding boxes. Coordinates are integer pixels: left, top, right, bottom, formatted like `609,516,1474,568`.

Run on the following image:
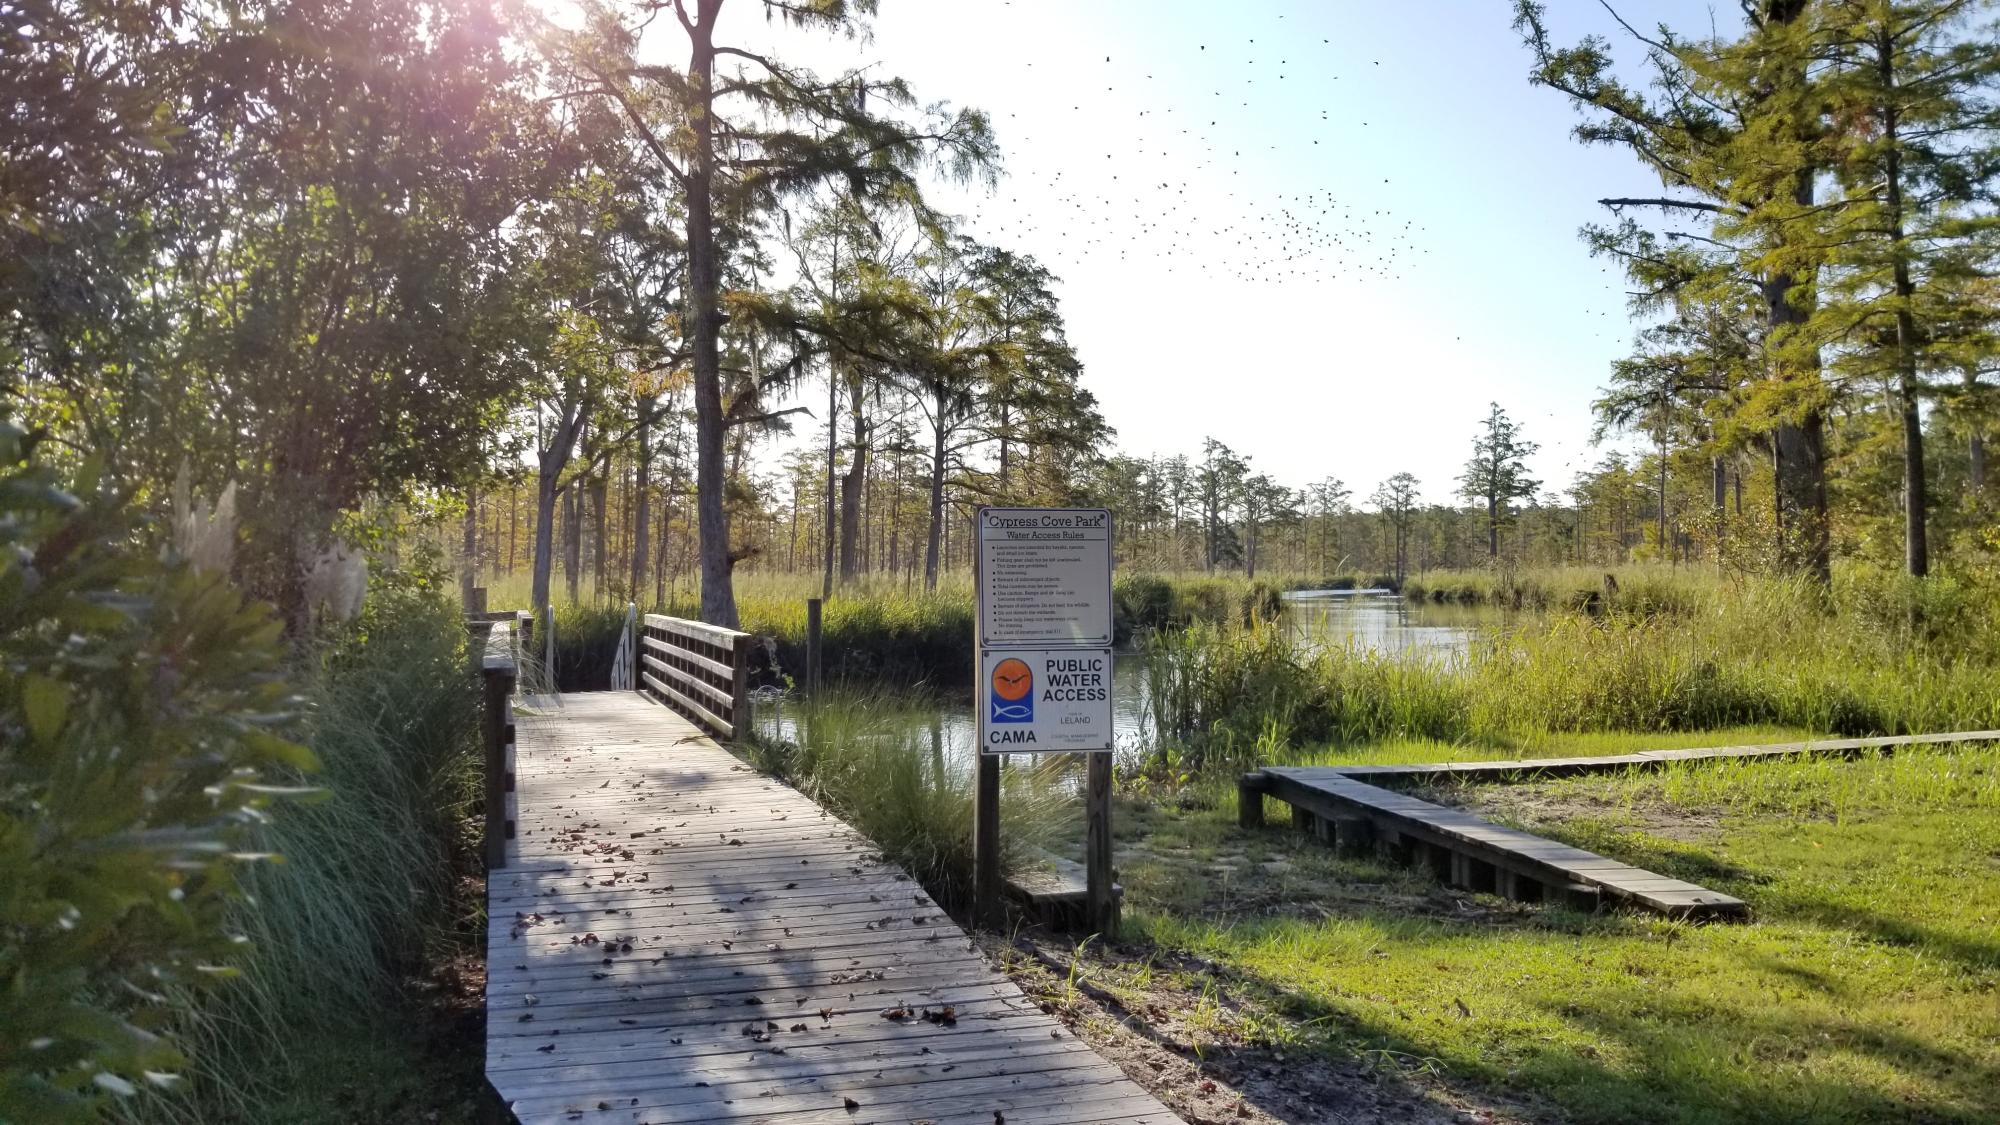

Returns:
976,509,1112,649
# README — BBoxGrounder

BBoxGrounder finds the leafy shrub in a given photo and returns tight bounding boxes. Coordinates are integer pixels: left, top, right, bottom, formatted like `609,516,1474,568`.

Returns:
0,423,310,1121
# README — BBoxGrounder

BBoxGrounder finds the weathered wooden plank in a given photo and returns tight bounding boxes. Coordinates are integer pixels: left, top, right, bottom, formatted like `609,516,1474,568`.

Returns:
643,613,749,648
502,1054,1138,1123
641,632,737,679
1259,767,1749,920
642,651,737,710
492,1008,1092,1079
643,669,733,737
1266,729,2000,789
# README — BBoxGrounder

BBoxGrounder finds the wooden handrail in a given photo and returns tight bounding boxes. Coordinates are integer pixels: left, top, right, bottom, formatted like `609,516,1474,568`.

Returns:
476,619,519,870
637,613,755,741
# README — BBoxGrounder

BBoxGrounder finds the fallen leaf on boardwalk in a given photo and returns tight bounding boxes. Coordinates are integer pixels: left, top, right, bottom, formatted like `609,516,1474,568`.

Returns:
842,1097,860,1112
881,1005,912,1021
536,1044,555,1053
790,1023,807,1032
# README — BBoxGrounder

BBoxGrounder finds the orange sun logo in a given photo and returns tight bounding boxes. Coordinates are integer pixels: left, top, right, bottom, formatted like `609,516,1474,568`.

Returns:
991,658,1033,702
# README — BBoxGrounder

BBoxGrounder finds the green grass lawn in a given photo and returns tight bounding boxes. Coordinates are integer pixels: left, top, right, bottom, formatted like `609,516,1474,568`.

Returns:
1105,731,2000,1125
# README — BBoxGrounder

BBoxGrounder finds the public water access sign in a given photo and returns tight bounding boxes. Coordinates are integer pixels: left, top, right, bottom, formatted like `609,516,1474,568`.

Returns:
975,507,1113,754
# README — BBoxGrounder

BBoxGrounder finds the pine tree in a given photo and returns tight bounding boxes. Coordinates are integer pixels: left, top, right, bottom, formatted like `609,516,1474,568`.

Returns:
1459,403,1541,559
1516,0,1835,579
1309,477,1352,576
1812,0,2000,576
1370,472,1421,582
1197,439,1249,572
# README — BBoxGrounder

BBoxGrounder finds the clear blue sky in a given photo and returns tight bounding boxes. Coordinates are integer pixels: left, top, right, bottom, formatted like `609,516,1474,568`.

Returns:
728,0,1737,504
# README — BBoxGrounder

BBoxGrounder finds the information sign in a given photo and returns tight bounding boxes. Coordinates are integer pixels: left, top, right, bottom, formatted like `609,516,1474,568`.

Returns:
975,508,1113,649
979,647,1114,753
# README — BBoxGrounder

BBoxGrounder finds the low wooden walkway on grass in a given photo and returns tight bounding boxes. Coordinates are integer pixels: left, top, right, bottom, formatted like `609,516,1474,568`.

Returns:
1244,730,2000,922
485,691,1178,1125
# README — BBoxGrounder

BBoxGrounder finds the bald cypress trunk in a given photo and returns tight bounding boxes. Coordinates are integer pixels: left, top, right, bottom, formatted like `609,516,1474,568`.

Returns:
685,1,737,627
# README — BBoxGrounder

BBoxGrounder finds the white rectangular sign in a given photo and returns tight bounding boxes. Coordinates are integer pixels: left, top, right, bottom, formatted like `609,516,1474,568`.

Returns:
975,507,1113,649
979,648,1114,754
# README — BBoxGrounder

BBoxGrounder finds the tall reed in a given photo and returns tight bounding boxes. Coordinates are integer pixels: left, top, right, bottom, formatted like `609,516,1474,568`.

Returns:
745,693,1069,907
1142,571,2000,774
154,585,480,1117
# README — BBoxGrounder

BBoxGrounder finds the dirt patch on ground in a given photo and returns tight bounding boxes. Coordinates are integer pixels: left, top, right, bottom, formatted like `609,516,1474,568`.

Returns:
1411,780,1726,843
987,796,1566,1124
983,932,1538,1125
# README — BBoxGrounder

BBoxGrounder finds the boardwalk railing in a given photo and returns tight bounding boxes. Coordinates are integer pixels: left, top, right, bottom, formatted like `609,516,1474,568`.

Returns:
475,617,519,870
464,609,530,672
638,613,753,740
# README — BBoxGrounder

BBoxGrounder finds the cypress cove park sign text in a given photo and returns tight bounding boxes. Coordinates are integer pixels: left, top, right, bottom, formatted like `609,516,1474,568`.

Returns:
974,507,1114,754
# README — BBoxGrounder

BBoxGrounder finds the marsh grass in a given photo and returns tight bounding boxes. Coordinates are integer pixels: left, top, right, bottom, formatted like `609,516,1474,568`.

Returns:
1141,572,2000,776
480,569,1300,690
744,691,1071,908
146,585,483,1120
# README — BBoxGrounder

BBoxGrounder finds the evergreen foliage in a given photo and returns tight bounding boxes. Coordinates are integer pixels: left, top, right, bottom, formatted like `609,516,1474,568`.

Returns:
0,420,309,1120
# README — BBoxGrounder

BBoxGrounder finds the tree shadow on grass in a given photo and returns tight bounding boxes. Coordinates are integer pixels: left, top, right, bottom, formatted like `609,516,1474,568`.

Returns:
1550,827,2000,976
1144,932,2000,1125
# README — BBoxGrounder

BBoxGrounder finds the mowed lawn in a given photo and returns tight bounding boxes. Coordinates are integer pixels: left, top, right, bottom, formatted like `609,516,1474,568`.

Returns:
1113,734,2000,1125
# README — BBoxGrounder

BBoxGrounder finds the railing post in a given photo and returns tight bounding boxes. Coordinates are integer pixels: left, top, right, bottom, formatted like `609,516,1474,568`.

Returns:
543,603,555,692
480,624,516,872
730,633,754,741
805,597,823,698
1086,751,1117,938
625,602,637,690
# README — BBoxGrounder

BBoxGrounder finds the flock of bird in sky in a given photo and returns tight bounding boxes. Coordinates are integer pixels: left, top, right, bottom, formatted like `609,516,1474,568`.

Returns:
957,25,1430,288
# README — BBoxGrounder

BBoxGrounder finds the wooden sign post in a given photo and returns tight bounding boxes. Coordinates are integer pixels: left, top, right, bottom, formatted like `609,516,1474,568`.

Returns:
971,507,1117,936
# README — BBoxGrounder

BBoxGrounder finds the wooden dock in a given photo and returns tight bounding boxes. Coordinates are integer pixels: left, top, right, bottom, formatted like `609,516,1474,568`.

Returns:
1243,730,2000,921
1249,768,1744,918
485,691,1179,1125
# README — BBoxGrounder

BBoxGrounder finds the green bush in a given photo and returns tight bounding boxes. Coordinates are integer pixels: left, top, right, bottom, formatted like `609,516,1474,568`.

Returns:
0,423,311,1122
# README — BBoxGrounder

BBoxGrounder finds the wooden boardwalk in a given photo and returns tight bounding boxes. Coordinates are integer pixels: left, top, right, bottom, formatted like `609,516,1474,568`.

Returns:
1246,729,2000,921
486,691,1179,1125
1253,768,1747,918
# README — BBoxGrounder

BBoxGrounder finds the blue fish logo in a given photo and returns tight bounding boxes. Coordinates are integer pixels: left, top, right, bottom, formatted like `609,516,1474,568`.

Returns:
990,658,1033,724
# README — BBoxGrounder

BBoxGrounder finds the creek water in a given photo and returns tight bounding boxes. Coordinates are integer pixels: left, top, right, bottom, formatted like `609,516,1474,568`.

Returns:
753,590,1505,761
